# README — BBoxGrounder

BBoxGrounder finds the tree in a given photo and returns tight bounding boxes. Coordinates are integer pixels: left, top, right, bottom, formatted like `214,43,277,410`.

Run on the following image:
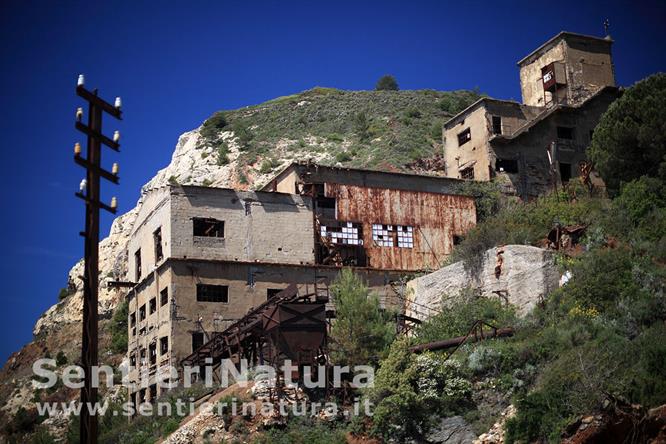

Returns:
329,269,395,367
588,73,666,193
110,299,128,354
375,74,399,91
353,112,370,141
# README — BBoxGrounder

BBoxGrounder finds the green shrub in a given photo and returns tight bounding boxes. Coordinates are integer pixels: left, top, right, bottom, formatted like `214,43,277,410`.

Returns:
369,340,472,441
200,111,228,142
58,287,71,301
353,112,370,141
217,142,230,166
335,151,352,163
55,350,68,366
415,290,517,345
253,417,346,444
375,74,399,91
110,299,128,354
330,269,395,368
588,73,666,193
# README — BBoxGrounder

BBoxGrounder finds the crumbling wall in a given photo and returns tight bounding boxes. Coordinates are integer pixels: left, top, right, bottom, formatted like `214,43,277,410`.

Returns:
406,245,560,319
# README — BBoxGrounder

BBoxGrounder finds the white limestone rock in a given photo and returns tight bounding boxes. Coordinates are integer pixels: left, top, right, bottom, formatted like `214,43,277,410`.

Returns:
406,245,560,319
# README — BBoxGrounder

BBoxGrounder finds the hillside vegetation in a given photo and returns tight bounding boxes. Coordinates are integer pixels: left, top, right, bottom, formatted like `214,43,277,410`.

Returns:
197,87,482,175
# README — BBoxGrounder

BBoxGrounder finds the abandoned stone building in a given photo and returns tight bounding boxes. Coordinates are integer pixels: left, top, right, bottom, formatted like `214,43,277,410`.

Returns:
126,164,476,404
443,31,621,198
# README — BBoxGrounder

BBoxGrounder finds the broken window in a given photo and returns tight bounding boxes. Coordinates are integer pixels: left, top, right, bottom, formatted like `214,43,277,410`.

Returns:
196,284,229,303
153,228,163,263
320,222,363,245
267,288,284,300
160,336,168,355
130,312,136,336
129,352,136,369
134,249,142,280
160,288,168,307
149,343,157,366
492,116,502,135
149,384,157,402
139,348,146,366
496,158,519,173
192,332,204,352
372,224,414,248
556,126,574,140
139,304,146,321
457,128,471,146
460,167,475,180
149,297,156,315
193,218,224,238
559,162,572,183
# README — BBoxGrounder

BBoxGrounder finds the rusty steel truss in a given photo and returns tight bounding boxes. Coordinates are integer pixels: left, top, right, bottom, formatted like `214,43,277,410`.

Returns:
181,282,330,386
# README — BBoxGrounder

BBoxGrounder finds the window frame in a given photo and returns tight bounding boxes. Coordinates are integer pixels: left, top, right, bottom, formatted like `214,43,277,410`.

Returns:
196,284,229,303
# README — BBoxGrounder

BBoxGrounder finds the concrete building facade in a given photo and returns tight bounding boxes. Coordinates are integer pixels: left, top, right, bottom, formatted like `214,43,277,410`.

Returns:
443,31,620,198
126,166,476,405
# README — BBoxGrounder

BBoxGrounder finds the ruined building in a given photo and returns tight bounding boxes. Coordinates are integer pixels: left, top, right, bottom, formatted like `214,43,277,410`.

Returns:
126,164,476,404
443,31,621,197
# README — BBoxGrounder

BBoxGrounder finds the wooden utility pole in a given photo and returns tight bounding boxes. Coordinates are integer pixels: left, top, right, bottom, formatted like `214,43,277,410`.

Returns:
74,76,122,444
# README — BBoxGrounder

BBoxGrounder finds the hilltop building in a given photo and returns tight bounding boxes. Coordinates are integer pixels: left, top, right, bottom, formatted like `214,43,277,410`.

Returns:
443,31,620,198
125,164,476,405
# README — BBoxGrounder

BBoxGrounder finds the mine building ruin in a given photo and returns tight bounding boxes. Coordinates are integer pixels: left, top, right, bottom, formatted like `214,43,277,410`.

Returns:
443,31,621,198
125,164,476,405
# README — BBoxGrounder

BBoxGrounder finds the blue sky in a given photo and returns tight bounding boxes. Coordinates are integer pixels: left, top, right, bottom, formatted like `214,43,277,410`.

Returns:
0,0,664,362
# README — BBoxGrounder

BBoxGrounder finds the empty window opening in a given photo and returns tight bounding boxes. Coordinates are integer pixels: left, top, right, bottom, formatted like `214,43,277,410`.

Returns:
492,116,502,135
453,235,463,246
129,353,136,369
196,284,229,303
496,158,519,173
559,162,572,183
134,249,142,280
139,348,146,366
457,128,471,146
193,218,225,238
139,304,146,321
372,224,414,248
267,288,284,300
149,343,157,366
153,228,163,263
160,288,168,307
192,332,204,352
317,197,336,209
460,167,475,180
320,222,363,245
556,126,574,140
160,336,169,355
130,313,136,336
149,384,157,402
149,297,156,315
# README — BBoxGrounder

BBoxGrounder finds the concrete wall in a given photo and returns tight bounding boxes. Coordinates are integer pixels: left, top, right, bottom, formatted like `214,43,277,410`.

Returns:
169,186,315,266
443,106,492,180
519,36,614,107
519,40,567,107
127,187,172,283
491,90,617,198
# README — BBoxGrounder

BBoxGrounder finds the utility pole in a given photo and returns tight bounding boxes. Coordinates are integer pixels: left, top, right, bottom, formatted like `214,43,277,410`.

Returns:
74,74,122,444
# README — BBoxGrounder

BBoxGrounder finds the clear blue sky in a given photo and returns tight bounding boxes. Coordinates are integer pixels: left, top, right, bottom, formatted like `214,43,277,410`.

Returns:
0,0,664,362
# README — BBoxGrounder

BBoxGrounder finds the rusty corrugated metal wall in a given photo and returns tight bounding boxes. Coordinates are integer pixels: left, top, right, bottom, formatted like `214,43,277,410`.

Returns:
325,183,476,271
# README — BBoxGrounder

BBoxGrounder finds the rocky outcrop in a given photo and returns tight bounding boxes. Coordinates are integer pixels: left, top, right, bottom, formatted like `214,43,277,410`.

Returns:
406,245,560,319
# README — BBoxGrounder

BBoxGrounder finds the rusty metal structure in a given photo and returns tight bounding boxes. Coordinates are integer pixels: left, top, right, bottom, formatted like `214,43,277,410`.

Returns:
263,163,477,272
181,282,330,384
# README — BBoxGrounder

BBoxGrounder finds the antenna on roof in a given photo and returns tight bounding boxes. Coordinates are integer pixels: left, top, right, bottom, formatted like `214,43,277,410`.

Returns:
603,18,611,39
